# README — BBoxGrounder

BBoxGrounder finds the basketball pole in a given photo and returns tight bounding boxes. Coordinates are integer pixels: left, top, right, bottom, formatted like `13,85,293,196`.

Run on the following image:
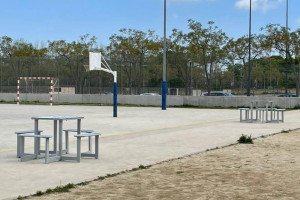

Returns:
88,52,118,118
96,68,117,117
162,0,167,110
113,71,118,118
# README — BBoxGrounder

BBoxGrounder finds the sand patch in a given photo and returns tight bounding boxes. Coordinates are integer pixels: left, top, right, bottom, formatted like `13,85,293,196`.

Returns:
29,130,300,200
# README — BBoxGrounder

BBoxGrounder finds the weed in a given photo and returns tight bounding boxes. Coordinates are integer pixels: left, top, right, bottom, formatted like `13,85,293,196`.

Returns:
52,183,75,193
281,130,289,133
139,165,147,169
238,134,253,144
45,188,53,194
78,181,89,186
35,191,43,196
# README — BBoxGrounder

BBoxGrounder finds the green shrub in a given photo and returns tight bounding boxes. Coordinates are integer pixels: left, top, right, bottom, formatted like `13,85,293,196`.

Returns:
139,165,147,169
35,191,43,196
45,188,53,194
52,183,75,193
238,134,253,144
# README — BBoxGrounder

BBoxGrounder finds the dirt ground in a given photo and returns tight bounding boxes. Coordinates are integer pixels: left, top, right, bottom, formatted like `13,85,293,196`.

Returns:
29,130,300,200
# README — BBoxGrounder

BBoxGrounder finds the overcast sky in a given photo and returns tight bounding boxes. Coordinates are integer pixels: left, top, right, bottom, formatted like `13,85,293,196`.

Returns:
0,0,299,46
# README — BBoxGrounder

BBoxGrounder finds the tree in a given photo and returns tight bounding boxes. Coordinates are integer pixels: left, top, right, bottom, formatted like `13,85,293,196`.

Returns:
225,35,264,95
168,29,191,95
48,34,98,93
108,29,159,94
262,25,300,96
185,20,228,95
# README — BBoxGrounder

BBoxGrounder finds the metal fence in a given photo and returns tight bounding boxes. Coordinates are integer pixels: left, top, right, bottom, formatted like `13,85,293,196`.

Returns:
0,56,289,96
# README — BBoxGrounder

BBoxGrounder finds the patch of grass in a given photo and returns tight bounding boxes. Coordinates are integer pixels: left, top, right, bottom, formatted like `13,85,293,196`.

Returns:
139,164,147,169
43,183,76,194
97,176,105,180
281,130,289,133
35,191,43,196
17,195,24,200
77,181,89,186
293,105,300,109
45,188,53,194
238,134,253,144
176,171,184,174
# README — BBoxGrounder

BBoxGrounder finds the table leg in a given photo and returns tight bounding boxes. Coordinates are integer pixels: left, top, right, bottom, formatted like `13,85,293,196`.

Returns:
266,103,269,122
95,135,99,159
250,102,253,122
34,119,39,156
65,130,69,154
255,102,258,121
54,120,57,154
77,119,82,158
59,120,63,159
89,136,92,153
271,102,273,122
77,137,81,163
77,119,81,135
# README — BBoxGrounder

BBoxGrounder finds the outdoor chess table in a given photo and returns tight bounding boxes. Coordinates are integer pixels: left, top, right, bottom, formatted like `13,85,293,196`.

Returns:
31,116,83,162
250,100,274,123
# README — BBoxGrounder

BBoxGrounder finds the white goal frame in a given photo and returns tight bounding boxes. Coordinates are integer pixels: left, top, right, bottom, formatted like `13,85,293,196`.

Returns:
17,77,54,106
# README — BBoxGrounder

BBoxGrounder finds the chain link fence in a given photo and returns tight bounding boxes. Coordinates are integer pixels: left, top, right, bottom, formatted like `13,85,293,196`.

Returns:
0,57,288,96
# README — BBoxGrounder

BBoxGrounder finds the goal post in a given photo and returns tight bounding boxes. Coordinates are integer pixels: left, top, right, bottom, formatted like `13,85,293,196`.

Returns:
17,77,54,106
85,52,118,118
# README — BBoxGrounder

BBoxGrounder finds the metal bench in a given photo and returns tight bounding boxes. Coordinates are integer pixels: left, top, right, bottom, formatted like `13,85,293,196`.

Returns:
275,109,285,123
19,134,52,164
15,130,43,158
63,129,94,154
239,108,250,122
74,133,101,162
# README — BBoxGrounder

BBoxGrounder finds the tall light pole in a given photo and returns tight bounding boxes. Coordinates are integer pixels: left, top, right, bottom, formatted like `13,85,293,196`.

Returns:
285,0,289,95
247,0,252,96
162,0,167,110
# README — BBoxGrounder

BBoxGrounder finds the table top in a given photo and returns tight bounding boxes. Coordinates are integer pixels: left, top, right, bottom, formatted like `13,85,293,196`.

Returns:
251,100,273,103
32,116,84,120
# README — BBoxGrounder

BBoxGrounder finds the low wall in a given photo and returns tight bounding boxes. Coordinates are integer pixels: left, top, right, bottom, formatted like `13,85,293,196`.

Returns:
1,93,300,109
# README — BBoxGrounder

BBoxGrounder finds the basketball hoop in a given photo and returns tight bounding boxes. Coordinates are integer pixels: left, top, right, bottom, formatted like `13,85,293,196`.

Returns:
86,52,118,117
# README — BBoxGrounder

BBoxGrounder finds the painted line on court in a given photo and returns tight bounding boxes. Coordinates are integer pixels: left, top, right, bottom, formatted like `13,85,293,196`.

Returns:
0,117,237,154
100,117,238,138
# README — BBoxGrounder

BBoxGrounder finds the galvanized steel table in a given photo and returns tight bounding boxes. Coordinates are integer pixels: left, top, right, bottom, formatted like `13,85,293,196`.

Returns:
250,101,274,123
31,116,84,162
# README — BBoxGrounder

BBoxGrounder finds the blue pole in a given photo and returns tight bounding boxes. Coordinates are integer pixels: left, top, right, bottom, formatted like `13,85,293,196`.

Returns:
162,81,167,110
113,82,117,117
162,0,167,110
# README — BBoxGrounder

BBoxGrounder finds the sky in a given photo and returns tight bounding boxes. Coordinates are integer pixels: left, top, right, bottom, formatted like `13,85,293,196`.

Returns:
0,0,299,46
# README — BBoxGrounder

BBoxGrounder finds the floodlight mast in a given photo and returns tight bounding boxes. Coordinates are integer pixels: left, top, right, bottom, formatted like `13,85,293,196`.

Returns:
162,0,167,110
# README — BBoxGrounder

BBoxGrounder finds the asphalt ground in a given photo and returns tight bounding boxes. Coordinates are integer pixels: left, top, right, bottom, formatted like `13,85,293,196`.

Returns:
0,104,299,199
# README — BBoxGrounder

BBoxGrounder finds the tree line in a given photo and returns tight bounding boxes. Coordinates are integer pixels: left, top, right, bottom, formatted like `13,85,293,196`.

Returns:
0,20,299,95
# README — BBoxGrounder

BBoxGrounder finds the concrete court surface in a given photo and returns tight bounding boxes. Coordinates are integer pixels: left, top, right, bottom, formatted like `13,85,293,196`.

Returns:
0,104,300,199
